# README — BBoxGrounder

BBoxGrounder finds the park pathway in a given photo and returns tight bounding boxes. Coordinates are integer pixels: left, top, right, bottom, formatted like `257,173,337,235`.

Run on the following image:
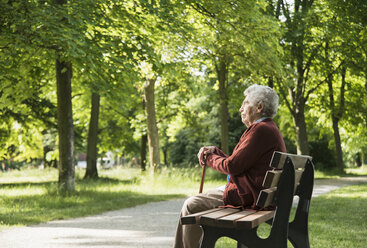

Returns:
1,176,367,248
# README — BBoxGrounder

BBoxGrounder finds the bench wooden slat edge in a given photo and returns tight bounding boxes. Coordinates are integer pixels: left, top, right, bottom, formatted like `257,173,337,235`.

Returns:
271,152,312,169
263,169,304,189
235,210,275,229
198,209,275,230
256,187,276,208
263,170,282,188
216,210,257,228
181,208,222,225
200,208,241,226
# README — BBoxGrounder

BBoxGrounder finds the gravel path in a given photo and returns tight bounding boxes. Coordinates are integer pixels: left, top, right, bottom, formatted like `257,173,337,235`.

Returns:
1,176,367,248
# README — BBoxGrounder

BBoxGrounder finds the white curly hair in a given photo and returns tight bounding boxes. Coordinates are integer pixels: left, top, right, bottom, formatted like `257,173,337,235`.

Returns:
243,84,279,118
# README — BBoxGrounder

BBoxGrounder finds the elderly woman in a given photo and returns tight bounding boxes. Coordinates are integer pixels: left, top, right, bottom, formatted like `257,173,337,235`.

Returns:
173,84,286,248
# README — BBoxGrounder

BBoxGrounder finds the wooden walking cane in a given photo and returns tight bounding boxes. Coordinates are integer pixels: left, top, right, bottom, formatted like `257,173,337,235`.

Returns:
199,164,206,194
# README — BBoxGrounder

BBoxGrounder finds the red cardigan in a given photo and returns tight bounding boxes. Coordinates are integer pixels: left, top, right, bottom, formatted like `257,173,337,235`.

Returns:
206,118,286,209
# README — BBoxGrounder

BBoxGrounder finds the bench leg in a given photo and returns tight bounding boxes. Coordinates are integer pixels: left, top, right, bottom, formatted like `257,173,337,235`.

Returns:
288,203,310,248
289,220,310,248
200,225,284,248
288,158,313,248
200,226,222,248
288,229,310,248
237,242,249,248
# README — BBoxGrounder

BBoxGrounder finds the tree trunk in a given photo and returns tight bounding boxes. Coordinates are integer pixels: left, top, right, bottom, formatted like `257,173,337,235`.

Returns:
56,59,75,192
356,153,362,167
280,83,310,155
84,92,100,179
140,134,147,171
42,140,53,167
293,23,310,156
365,81,367,127
267,77,274,88
327,66,346,172
277,0,313,156
293,101,310,155
331,117,344,171
163,147,168,166
216,58,229,154
144,78,160,170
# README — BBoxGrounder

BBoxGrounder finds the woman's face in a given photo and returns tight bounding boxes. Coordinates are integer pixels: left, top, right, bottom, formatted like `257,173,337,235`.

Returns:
239,96,262,127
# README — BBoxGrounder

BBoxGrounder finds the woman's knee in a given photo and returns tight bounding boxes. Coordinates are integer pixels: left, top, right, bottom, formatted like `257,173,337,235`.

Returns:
182,195,203,215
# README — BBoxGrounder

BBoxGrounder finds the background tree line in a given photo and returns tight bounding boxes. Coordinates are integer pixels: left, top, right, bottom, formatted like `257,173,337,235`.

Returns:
1,0,366,192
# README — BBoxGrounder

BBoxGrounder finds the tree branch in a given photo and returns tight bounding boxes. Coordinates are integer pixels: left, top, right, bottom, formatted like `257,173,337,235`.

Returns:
337,66,346,119
280,0,291,21
276,80,295,117
185,0,215,18
305,60,344,101
303,44,322,83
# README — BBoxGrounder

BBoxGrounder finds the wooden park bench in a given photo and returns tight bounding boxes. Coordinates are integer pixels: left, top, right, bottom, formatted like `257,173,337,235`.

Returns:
181,152,314,248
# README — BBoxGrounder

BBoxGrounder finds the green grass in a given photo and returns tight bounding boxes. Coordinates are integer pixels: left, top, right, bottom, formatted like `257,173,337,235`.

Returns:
215,183,367,248
314,165,367,179
345,165,367,176
0,166,225,230
308,184,367,248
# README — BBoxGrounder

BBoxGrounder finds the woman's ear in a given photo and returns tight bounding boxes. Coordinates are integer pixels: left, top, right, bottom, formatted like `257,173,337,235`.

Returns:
257,101,265,113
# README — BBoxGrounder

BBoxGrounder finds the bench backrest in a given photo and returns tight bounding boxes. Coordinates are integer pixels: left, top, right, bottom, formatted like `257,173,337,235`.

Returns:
256,152,313,208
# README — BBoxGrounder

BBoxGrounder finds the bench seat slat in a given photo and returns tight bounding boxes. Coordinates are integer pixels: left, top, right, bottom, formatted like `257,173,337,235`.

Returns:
235,210,275,229
198,209,275,229
181,208,223,225
200,208,241,226
216,210,257,228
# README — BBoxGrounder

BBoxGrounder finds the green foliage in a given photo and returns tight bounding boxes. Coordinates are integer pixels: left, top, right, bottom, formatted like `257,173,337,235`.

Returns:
168,113,245,167
168,128,208,167
186,0,282,75
0,0,366,171
309,138,337,170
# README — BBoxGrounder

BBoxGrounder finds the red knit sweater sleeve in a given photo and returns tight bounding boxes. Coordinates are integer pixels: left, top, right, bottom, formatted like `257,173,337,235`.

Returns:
206,123,268,175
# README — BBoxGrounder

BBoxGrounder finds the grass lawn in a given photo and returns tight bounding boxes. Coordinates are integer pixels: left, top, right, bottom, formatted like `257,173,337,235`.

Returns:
314,164,367,179
0,165,366,248
0,166,224,230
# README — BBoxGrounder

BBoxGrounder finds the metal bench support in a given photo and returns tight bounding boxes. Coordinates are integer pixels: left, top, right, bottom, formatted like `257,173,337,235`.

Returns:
288,159,314,248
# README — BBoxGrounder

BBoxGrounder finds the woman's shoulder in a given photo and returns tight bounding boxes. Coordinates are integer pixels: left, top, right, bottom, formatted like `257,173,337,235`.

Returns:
251,119,281,135
253,118,276,129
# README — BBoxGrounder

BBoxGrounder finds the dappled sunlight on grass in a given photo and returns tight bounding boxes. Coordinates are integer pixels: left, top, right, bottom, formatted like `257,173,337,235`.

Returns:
0,168,58,184
314,170,341,179
0,185,47,197
345,165,367,175
0,166,226,230
314,165,367,180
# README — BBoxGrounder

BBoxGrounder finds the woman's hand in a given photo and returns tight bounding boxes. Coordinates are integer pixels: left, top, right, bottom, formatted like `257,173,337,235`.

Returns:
197,146,216,166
